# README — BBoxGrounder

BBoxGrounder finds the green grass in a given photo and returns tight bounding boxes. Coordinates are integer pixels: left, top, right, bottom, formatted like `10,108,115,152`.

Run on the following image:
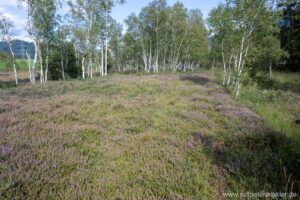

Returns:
0,72,299,199
0,59,32,72
233,72,300,194
272,71,300,94
238,72,300,142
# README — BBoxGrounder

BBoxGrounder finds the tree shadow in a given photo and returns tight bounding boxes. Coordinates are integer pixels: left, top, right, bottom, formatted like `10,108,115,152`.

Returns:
191,130,300,193
0,79,29,89
179,75,214,86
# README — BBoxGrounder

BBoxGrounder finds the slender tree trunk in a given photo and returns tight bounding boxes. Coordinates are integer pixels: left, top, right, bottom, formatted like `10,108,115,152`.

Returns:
163,48,167,71
221,40,226,85
105,10,108,77
269,62,272,78
155,50,159,73
234,36,245,96
233,55,238,85
172,27,188,73
45,44,49,82
96,54,101,75
31,39,38,85
38,43,44,83
8,42,18,85
142,46,148,72
101,45,104,77
26,51,31,82
227,54,233,85
105,42,108,76
89,56,93,78
117,41,121,73
61,50,65,80
87,58,90,77
237,36,245,74
149,43,152,73
155,29,159,73
235,38,249,98
65,46,69,71
82,56,85,80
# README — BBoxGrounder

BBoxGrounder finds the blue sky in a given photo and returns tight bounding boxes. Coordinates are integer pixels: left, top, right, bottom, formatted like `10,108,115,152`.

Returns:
0,0,223,41
111,0,223,25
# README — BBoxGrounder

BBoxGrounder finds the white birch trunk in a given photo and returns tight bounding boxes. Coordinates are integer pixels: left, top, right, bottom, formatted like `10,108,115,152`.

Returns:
227,54,233,85
155,29,159,73
31,39,38,85
235,38,249,97
142,46,148,72
101,45,104,77
149,43,152,73
26,51,31,82
82,56,85,80
45,44,49,82
269,62,272,78
96,53,101,75
8,42,18,85
105,42,108,76
221,39,227,85
233,55,238,85
104,10,108,77
89,56,93,78
38,43,44,83
172,26,188,73
61,50,65,80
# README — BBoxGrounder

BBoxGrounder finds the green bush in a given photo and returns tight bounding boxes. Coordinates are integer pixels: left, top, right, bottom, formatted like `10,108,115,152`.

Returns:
49,43,80,80
0,52,12,71
243,67,274,89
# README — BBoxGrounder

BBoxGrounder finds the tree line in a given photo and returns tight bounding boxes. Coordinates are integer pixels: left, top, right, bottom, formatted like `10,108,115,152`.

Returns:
208,0,299,96
0,0,208,83
0,0,299,96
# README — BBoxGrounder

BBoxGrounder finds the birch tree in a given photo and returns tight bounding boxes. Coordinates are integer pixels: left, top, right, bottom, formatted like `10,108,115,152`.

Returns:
109,21,123,72
19,0,44,84
0,13,18,85
208,0,281,97
68,0,97,79
37,0,57,82
68,0,124,78
124,1,208,73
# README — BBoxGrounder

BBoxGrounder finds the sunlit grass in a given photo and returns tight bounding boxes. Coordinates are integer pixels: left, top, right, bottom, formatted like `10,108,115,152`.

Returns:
0,59,33,72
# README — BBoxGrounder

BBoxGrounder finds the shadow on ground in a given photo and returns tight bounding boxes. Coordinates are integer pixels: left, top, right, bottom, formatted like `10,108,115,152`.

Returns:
0,79,29,89
179,75,215,86
190,130,300,193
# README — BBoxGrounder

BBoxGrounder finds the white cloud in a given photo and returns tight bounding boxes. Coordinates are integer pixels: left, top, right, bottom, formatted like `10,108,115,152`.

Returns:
0,1,29,41
0,0,19,7
2,12,27,29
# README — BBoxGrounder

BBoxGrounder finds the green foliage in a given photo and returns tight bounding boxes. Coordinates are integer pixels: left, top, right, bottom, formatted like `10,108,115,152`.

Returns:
0,52,12,71
109,21,123,71
207,0,286,97
124,1,208,72
237,75,300,179
49,43,80,80
121,32,142,71
279,0,300,71
185,9,209,65
249,35,288,71
243,68,274,89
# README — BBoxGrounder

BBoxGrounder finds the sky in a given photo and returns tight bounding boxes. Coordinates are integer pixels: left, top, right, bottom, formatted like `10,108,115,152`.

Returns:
0,0,223,42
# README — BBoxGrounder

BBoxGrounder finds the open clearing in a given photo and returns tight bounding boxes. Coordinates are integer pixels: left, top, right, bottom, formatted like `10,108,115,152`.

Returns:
0,73,299,199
